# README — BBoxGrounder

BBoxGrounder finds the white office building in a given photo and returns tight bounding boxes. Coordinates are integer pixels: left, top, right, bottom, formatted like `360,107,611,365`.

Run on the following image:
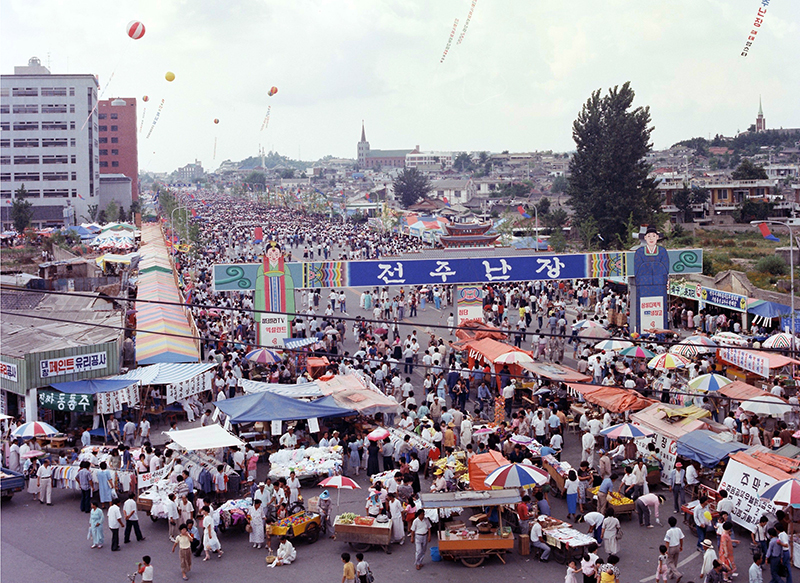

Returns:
1,57,99,228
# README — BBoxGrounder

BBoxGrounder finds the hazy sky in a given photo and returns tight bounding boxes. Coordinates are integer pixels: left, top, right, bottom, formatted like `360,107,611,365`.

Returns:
2,0,798,173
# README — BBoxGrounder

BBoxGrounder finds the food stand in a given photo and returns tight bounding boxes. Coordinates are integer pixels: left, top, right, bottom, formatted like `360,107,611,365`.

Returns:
333,513,392,553
542,454,575,498
587,486,635,520
268,511,322,543
536,515,597,564
420,489,520,568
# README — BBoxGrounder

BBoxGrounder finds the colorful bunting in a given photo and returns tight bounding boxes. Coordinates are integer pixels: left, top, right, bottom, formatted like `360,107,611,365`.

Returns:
440,18,459,63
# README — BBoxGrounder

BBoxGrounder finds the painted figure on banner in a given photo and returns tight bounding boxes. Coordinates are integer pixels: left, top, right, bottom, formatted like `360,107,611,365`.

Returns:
254,242,295,346
633,225,670,331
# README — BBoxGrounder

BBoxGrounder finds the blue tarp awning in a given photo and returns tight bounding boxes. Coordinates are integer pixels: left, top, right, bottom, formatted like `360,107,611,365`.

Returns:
675,430,749,468
49,379,139,394
214,391,355,423
748,300,791,319
283,337,321,350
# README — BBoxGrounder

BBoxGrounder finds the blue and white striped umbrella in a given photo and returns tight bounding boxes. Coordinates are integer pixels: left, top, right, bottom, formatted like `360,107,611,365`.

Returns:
688,373,733,393
759,478,800,506
484,463,549,489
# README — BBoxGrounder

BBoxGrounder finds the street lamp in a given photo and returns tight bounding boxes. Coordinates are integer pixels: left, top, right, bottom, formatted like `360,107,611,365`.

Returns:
529,203,539,252
751,219,798,355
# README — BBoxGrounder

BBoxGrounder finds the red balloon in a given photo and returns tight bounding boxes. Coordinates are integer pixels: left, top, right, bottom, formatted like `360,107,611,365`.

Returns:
142,95,149,102
127,20,145,40
269,86,278,96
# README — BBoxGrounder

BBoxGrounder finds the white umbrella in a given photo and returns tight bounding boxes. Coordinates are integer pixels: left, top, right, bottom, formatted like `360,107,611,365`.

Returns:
494,351,535,365
594,339,633,352
741,395,792,417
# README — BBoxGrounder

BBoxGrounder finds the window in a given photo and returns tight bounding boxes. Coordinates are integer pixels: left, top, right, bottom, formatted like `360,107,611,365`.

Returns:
43,189,69,197
0,190,10,198
98,125,107,132
0,105,10,114
111,149,119,155
99,161,109,168
0,156,9,165
99,137,108,144
13,104,39,114
69,87,75,97
70,121,75,130
12,139,38,148
0,174,10,182
70,155,76,164
42,172,68,181
69,104,75,114
42,155,68,164
41,121,67,130
110,125,118,131
111,137,118,144
0,122,9,131
14,156,40,165
14,172,39,181
40,87,66,97
13,121,39,131
0,88,8,97
110,113,118,119
71,172,76,180
41,104,66,114
12,87,38,97
98,113,107,120
71,189,77,197
0,139,9,148
70,138,76,147
111,161,119,167
42,138,68,148
99,149,108,155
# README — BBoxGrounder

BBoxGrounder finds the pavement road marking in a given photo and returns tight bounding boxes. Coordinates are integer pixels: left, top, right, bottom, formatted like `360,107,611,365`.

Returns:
639,551,700,582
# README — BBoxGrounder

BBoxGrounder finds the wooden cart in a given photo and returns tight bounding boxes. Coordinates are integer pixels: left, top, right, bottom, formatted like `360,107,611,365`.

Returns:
543,460,567,497
333,516,392,553
420,489,522,568
268,511,322,544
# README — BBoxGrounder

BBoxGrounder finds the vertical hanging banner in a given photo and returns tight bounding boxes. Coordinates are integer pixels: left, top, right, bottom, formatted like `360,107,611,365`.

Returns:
457,286,484,324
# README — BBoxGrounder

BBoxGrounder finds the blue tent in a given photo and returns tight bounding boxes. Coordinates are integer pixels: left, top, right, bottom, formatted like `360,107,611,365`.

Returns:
214,391,354,423
748,300,791,319
50,379,138,394
676,430,749,468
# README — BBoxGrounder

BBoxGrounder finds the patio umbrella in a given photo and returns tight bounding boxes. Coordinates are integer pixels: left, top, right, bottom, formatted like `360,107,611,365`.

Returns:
759,478,800,506
318,475,362,509
245,348,282,365
741,395,792,417
619,346,656,359
21,450,47,459
669,342,700,358
688,373,733,393
494,351,535,365
509,434,534,445
685,335,718,350
484,463,549,489
594,339,633,352
367,428,390,441
762,333,797,351
373,328,388,336
572,319,603,330
578,327,611,341
647,353,691,371
599,422,654,439
473,426,496,436
12,421,59,438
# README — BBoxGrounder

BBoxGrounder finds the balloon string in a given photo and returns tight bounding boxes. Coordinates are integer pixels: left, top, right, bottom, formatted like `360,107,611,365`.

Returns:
139,106,147,133
213,137,217,160
146,98,166,139
80,42,132,131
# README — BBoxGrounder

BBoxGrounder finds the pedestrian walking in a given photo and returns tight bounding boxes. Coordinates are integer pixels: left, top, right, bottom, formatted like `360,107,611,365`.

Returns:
341,552,356,583
171,524,193,580
136,556,154,583
355,553,372,583
77,460,93,513
410,509,431,570
600,507,621,556
108,499,124,551
663,516,684,581
655,545,669,583
89,501,104,549
123,494,146,543
36,458,53,505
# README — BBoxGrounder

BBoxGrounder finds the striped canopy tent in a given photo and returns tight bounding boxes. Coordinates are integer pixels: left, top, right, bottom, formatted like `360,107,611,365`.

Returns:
762,333,797,351
109,362,217,405
139,253,173,274
669,341,700,358
135,225,198,365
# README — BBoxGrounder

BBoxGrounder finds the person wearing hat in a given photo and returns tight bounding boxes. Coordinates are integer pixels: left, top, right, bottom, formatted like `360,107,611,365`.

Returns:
598,449,612,480
442,423,456,454
699,539,717,581
633,225,670,330
318,490,332,534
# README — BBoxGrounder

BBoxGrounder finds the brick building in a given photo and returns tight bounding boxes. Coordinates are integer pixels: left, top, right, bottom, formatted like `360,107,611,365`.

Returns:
98,98,138,202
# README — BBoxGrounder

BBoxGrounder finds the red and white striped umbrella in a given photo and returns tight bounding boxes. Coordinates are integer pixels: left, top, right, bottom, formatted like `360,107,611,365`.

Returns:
318,475,361,490
484,463,549,489
648,352,691,371
762,333,797,351
12,421,58,438
367,428,390,442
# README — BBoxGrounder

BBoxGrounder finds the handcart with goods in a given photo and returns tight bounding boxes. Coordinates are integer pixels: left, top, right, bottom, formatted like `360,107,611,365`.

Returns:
333,513,392,553
420,489,520,568
587,486,635,520
267,511,322,544
536,515,597,564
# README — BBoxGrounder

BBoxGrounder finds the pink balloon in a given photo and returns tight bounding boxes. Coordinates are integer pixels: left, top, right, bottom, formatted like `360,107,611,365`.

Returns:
127,20,145,40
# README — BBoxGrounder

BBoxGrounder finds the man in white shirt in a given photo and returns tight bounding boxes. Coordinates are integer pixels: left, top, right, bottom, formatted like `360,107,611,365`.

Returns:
165,492,180,541
582,510,605,543
581,428,595,466
36,459,53,505
139,418,151,445
108,499,125,551
123,419,136,447
280,427,298,449
716,489,734,516
123,494,145,543
663,516,685,580
530,519,551,562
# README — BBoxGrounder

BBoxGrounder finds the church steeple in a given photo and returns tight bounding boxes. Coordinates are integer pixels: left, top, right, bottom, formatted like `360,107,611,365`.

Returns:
756,96,766,132
357,120,370,166
360,120,366,143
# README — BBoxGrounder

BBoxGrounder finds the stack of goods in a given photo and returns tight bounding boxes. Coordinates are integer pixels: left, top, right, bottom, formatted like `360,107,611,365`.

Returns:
269,511,317,536
387,427,436,453
494,397,505,425
219,498,252,529
543,454,574,477
588,486,634,507
430,453,470,487
138,479,179,519
268,446,342,480
335,512,358,525
369,470,395,486
537,515,569,530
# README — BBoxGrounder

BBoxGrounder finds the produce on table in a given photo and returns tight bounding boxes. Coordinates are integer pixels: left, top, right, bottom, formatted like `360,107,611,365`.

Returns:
336,513,357,525
588,486,634,506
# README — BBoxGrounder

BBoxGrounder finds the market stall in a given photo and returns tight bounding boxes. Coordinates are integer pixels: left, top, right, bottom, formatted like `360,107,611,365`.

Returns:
268,511,323,543
468,451,510,492
718,347,800,384
536,514,598,565
316,373,402,417
420,489,520,568
333,513,392,553
268,446,343,483
213,391,355,425
239,378,324,398
542,454,577,498
565,383,656,414
675,429,748,471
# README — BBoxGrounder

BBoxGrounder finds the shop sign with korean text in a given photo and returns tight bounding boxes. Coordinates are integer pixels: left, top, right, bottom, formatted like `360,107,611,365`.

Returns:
719,347,769,377
38,389,94,413
40,352,107,379
718,458,777,532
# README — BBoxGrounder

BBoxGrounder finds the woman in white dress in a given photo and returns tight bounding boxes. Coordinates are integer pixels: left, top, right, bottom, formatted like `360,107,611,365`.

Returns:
387,492,405,545
247,499,266,549
600,507,621,556
201,506,223,560
287,471,301,505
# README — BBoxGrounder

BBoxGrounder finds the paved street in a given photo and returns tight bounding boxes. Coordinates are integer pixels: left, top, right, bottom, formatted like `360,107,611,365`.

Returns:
1,286,763,583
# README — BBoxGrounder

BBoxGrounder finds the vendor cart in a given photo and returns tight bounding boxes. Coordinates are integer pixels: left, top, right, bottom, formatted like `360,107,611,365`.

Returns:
587,486,635,520
536,515,597,564
268,511,322,544
420,489,521,568
333,514,392,553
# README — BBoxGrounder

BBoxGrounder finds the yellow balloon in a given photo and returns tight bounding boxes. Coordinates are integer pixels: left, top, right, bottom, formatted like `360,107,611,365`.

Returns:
165,71,175,82
703,511,712,521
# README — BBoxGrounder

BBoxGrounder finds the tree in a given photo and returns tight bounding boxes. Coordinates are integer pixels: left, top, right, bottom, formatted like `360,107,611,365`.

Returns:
672,184,710,223
536,197,551,216
731,159,768,180
244,171,266,188
118,205,127,222
548,228,567,252
543,208,568,230
453,153,474,172
567,82,660,248
278,168,295,179
104,201,119,224
81,204,99,223
11,185,34,233
550,175,568,194
393,168,432,208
